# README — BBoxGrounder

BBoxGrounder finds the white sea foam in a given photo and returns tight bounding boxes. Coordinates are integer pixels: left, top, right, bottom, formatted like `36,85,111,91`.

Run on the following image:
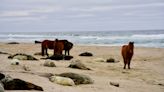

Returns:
0,31,164,47
131,34,164,39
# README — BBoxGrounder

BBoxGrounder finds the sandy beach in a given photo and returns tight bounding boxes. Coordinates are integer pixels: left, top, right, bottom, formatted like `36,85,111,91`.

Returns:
0,42,164,92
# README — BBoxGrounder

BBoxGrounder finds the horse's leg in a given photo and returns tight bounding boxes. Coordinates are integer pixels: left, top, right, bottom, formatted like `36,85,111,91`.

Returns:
65,50,67,56
54,49,56,55
127,58,131,69
61,50,63,55
65,50,69,56
42,47,44,56
128,56,132,69
46,48,49,57
128,60,130,69
123,58,126,69
68,50,70,56
122,55,126,69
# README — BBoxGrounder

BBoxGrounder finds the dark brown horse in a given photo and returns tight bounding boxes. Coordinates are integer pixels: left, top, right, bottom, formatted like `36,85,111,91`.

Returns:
41,39,73,56
61,40,73,55
121,42,134,69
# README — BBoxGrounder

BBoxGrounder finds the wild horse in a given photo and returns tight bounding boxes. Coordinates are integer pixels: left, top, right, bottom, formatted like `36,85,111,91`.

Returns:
121,42,134,69
41,39,73,56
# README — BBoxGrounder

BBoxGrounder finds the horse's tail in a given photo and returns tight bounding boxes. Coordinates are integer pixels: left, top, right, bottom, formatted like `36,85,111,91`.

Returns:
69,42,73,50
65,41,73,55
64,42,73,50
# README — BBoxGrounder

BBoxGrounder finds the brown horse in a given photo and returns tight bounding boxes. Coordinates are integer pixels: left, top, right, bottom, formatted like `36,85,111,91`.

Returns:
41,39,73,56
121,42,134,69
53,39,64,55
41,40,54,56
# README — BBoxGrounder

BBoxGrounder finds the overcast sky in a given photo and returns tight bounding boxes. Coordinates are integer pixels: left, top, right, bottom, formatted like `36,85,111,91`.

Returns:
0,0,164,32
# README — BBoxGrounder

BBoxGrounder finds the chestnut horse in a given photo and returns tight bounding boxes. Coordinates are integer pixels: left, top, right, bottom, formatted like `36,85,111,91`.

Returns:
121,42,134,69
53,39,64,55
41,39,73,56
41,40,54,56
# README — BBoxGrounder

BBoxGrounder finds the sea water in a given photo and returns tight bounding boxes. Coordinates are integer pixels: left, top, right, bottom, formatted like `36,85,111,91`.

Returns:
0,30,164,48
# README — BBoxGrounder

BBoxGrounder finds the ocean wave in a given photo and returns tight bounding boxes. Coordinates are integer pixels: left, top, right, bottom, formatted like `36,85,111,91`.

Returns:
7,34,50,38
78,34,164,41
131,34,164,39
0,31,164,48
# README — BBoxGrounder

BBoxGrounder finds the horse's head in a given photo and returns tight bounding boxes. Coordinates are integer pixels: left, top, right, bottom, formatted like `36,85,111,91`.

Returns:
55,39,58,42
129,42,134,53
54,39,58,48
129,42,134,46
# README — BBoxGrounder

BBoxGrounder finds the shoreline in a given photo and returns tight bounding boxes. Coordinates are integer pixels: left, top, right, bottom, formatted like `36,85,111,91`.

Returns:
0,42,163,49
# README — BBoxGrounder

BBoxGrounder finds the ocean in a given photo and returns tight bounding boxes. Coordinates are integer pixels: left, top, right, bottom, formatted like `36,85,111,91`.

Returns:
0,30,164,48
